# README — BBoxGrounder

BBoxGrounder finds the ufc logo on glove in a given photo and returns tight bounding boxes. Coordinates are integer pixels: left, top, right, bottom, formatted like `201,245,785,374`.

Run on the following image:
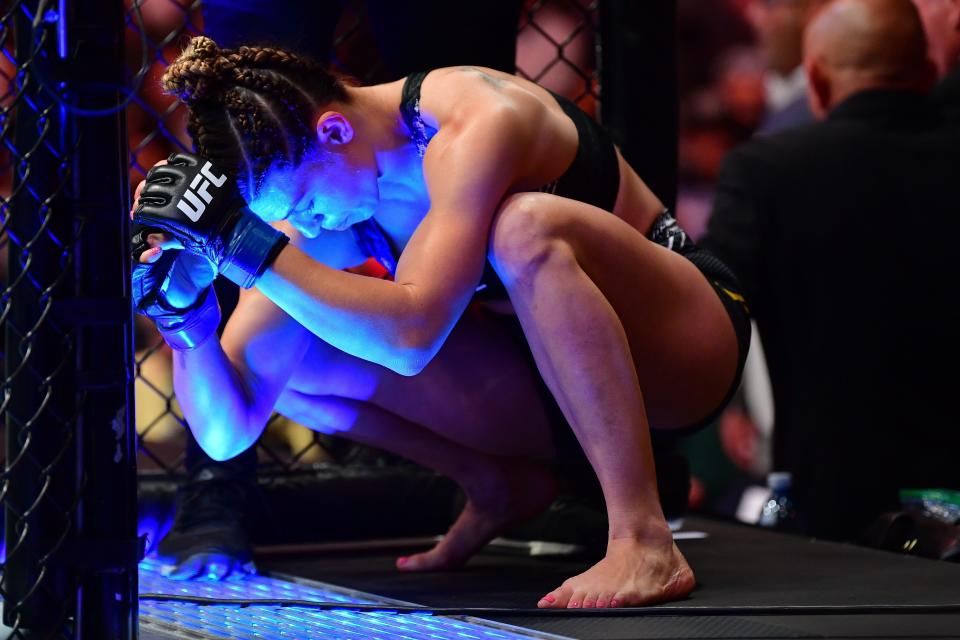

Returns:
134,152,289,290
177,162,228,221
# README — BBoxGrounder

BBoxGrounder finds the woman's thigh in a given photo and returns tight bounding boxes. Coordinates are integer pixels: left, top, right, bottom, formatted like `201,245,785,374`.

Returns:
285,304,558,459
491,192,741,431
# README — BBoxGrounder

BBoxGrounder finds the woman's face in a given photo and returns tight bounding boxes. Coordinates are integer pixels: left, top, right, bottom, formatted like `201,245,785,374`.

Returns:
247,143,379,237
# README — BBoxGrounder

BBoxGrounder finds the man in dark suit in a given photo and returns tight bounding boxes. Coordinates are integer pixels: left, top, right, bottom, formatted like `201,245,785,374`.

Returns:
912,0,960,116
701,0,960,542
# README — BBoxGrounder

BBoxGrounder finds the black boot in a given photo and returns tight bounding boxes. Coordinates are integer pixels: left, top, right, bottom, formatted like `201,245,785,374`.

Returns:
156,439,261,580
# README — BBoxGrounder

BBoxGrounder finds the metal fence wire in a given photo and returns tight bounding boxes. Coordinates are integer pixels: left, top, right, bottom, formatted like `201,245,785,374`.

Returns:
0,5,79,635
2,0,138,638
128,0,600,477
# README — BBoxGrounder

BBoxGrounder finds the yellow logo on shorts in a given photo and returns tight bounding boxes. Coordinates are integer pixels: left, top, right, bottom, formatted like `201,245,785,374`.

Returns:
718,285,749,312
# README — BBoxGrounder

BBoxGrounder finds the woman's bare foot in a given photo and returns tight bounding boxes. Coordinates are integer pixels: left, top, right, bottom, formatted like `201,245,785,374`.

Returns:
396,461,557,571
537,535,695,608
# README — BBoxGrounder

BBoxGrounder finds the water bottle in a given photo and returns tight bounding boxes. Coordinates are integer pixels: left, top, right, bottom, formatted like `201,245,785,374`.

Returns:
758,471,800,532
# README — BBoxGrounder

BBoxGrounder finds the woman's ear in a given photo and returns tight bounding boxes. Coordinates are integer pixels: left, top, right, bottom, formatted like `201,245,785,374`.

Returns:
316,112,354,146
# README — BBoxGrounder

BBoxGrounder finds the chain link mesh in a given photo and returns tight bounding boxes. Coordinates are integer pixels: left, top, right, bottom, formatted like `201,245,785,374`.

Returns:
2,2,81,636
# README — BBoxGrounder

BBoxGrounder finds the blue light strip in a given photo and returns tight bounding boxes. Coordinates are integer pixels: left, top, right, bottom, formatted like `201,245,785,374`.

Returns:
139,557,557,639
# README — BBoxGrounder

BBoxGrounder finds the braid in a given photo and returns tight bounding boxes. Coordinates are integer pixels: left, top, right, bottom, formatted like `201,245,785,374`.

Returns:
162,36,235,103
231,46,329,80
162,35,351,197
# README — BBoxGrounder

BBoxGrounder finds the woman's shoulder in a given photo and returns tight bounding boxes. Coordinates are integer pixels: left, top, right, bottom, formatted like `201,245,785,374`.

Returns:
417,67,551,131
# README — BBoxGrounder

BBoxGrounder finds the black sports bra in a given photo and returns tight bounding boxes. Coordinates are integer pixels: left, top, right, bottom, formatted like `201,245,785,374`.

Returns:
399,70,438,160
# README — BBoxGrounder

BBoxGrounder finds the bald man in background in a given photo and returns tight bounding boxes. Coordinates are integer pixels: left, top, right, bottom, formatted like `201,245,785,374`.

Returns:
701,0,960,544
912,0,960,118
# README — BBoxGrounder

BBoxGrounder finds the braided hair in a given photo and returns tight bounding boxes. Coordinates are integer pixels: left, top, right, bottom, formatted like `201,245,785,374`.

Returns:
162,36,353,198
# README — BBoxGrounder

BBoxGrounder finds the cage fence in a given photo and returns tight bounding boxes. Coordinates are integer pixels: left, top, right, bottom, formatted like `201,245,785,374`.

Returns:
1,3,84,636
2,0,138,637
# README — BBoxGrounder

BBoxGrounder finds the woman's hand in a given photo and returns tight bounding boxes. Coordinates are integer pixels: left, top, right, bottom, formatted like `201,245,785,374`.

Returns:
131,223,221,351
132,152,288,289
131,235,217,311
131,157,184,267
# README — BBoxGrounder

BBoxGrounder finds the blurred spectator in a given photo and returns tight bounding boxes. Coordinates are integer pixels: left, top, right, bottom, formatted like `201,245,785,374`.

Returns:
673,0,766,512
678,0,756,98
710,0,829,525
701,0,959,543
747,0,825,133
676,2,764,242
912,0,960,117
678,46,767,240
706,0,832,523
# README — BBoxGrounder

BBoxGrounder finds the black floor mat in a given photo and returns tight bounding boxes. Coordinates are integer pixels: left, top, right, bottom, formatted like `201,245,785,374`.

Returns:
260,516,960,639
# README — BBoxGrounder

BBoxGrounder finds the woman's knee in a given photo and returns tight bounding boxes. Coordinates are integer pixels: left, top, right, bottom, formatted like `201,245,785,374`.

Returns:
488,193,573,284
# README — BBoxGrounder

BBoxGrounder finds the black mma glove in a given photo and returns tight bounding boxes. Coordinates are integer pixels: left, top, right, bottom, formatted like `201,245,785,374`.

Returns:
134,152,289,289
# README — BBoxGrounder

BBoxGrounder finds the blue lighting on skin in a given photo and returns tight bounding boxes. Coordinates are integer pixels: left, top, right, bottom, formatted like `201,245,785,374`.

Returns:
245,158,299,223
246,144,379,237
203,425,243,463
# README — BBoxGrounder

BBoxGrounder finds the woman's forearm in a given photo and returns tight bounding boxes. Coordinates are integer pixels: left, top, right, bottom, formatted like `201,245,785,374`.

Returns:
172,337,268,460
256,246,437,375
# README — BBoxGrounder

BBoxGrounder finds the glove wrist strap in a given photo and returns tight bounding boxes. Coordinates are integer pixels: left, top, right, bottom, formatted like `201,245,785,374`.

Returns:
156,287,221,351
219,211,290,289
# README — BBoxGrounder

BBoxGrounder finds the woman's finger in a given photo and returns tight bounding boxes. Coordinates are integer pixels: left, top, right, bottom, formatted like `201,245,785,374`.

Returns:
130,186,142,220
130,159,170,218
140,246,163,264
146,232,183,251
131,181,146,220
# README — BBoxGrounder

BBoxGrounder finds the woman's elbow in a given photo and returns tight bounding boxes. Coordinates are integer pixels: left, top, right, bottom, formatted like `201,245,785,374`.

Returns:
194,420,261,462
385,345,436,377
384,329,443,377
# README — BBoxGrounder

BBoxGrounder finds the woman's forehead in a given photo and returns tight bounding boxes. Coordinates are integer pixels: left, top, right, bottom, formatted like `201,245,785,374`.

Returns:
246,160,300,221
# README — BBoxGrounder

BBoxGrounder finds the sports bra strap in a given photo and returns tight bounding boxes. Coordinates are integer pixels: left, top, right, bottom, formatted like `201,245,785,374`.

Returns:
399,70,436,158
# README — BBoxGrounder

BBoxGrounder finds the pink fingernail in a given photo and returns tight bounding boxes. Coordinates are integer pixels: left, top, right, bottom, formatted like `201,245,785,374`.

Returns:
397,557,408,567
543,595,555,603
610,599,620,608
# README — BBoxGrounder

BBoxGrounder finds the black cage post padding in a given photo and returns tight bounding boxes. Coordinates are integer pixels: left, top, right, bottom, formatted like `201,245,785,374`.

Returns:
66,0,140,637
599,0,678,211
3,1,138,638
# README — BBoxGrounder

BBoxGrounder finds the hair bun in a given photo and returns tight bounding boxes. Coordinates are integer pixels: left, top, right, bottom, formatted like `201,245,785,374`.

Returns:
162,36,235,103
